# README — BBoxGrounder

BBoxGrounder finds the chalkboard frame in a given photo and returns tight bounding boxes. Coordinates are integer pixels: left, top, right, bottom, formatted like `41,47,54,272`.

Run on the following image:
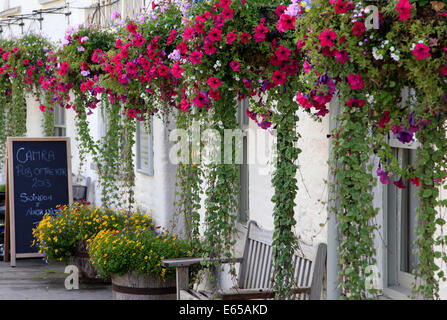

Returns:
6,137,73,267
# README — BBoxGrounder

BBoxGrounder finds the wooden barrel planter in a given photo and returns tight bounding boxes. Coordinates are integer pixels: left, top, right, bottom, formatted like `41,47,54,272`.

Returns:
112,271,176,300
69,240,110,283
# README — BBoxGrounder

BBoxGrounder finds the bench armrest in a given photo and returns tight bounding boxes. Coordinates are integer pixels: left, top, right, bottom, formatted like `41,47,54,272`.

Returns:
161,257,243,268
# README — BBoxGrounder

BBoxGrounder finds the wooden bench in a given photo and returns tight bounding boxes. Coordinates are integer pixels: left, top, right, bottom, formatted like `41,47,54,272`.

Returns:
161,220,327,300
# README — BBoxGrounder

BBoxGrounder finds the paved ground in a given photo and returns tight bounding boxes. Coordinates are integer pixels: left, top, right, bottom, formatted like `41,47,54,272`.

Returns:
0,258,112,300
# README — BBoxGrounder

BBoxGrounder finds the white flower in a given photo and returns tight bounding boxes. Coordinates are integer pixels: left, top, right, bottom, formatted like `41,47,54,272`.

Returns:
366,94,376,104
372,47,384,60
390,46,395,52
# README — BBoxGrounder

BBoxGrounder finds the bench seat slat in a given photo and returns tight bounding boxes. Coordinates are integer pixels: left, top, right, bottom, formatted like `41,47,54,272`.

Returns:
217,287,311,300
161,257,243,268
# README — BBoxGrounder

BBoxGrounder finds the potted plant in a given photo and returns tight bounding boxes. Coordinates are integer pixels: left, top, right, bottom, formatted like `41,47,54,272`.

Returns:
87,226,194,300
32,202,154,282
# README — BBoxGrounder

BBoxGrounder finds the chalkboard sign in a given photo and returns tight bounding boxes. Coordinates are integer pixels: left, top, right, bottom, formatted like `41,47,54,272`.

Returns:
6,137,72,266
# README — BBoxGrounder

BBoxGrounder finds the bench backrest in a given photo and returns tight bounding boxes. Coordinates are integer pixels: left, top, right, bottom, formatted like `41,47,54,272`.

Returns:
238,220,326,300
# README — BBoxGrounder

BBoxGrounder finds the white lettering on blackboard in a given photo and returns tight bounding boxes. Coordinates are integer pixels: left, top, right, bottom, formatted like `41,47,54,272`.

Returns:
15,165,67,178
20,193,53,203
26,208,44,216
16,147,56,164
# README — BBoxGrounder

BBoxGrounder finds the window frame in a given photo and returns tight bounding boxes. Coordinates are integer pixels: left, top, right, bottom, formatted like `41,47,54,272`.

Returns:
237,99,249,224
53,105,66,137
383,136,422,299
136,119,154,177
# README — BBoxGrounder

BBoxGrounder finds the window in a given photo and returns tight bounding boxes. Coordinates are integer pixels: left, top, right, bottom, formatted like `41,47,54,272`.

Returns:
385,137,420,297
237,99,249,224
54,106,66,136
136,120,154,176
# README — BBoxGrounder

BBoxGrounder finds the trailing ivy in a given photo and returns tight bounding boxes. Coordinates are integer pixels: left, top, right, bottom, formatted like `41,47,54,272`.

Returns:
412,116,447,299
330,96,379,300
271,89,301,299
173,110,203,254
96,98,123,208
42,90,55,137
202,91,240,290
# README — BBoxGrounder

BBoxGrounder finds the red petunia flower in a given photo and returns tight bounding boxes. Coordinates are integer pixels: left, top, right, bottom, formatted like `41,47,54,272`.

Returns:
275,46,291,61
277,14,295,32
240,32,251,43
208,27,222,42
189,50,203,64
334,0,354,14
412,43,431,60
226,30,237,45
207,77,222,89
395,0,412,21
346,97,365,107
378,111,390,128
275,6,287,17
209,89,221,101
171,62,184,79
221,7,234,20
272,70,286,86
230,60,240,71
126,62,138,75
352,21,365,36
183,27,196,41
334,50,350,63
347,73,364,90
127,23,137,34
203,41,217,55
441,65,447,76
319,28,337,48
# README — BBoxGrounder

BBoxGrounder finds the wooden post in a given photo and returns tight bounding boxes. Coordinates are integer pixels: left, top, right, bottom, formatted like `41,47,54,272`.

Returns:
176,267,189,300
3,155,10,263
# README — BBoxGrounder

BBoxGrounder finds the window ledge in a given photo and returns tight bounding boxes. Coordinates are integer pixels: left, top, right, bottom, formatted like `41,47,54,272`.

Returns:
0,6,21,17
39,0,62,5
383,286,412,300
136,169,154,177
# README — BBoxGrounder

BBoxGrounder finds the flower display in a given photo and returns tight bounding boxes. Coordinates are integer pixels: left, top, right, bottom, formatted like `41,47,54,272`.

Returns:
32,202,154,263
87,227,193,280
